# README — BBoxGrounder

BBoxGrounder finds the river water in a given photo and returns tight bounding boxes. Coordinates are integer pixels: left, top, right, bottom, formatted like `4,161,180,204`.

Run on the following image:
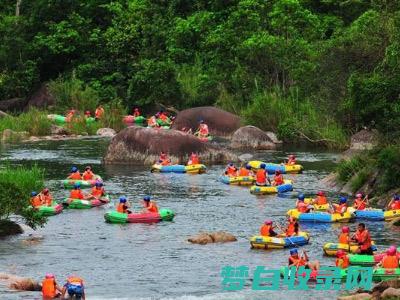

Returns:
0,138,399,300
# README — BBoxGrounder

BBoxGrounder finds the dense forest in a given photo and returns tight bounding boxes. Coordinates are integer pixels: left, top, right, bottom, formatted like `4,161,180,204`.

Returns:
1,0,400,146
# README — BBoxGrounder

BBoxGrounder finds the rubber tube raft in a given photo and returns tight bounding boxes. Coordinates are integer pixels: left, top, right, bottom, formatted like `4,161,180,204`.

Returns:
62,175,103,189
349,249,400,266
323,242,377,256
156,118,171,127
250,232,310,249
250,180,293,195
34,204,63,216
287,209,354,222
247,160,303,174
304,198,329,211
219,175,255,186
104,208,175,224
123,115,146,125
346,208,400,221
151,164,206,174
48,114,96,125
62,196,110,209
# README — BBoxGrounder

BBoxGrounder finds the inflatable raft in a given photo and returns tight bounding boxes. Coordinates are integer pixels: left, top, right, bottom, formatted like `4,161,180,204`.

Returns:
219,175,255,186
279,266,347,281
151,164,206,174
349,247,400,266
104,208,175,224
62,175,103,189
250,180,293,195
346,208,400,221
247,161,303,174
287,209,354,222
156,118,171,127
48,114,96,125
123,115,146,125
35,204,63,216
62,196,110,209
304,198,329,211
250,232,310,249
323,242,377,256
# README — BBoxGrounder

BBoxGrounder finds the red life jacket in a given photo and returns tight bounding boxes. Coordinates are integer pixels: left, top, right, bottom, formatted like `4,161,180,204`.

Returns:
355,229,372,250
256,169,266,184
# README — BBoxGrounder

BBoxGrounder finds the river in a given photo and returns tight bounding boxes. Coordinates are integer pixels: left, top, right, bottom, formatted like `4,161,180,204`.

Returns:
0,138,399,300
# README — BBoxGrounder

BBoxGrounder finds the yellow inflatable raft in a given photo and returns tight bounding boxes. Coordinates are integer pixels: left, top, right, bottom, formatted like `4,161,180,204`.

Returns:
219,175,255,185
247,161,303,174
304,198,329,211
250,232,310,249
250,180,293,195
287,209,354,222
323,242,377,256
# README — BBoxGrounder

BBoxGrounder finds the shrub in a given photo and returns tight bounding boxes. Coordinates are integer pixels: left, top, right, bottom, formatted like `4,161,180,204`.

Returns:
0,108,52,136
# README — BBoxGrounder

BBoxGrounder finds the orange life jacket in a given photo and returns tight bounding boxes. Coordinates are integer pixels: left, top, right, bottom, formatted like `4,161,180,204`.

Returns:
391,202,400,210
289,255,306,267
189,155,199,165
159,113,168,122
42,278,57,298
117,203,127,213
355,229,372,250
338,233,349,244
335,203,347,214
41,194,52,206
336,256,350,269
82,171,94,180
161,159,170,166
70,190,84,200
260,225,272,236
67,276,83,285
226,166,237,176
382,255,399,269
65,112,74,122
273,174,284,186
148,116,157,127
199,124,209,136
145,202,159,213
31,196,42,207
95,107,104,119
286,222,297,236
315,196,328,205
287,158,296,165
91,187,104,198
354,198,366,210
256,169,267,184
68,172,82,180
297,202,309,213
238,168,250,176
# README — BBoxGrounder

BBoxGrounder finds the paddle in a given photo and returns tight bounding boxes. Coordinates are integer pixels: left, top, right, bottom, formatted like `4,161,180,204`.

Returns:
276,222,298,248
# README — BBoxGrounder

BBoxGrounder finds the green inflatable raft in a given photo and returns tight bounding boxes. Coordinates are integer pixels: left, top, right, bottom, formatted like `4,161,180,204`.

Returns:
53,114,96,126
34,204,63,216
104,209,175,224
62,175,102,189
62,195,110,209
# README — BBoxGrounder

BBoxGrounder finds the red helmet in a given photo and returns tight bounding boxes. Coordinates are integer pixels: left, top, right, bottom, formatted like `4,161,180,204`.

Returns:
336,250,345,258
275,170,281,175
43,188,49,194
341,226,349,233
289,154,295,158
356,193,362,198
264,220,272,225
317,191,324,196
387,247,396,256
134,108,139,111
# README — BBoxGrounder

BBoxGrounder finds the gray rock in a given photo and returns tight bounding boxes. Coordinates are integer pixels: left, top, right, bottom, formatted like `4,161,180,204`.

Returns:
1,129,29,142
96,128,116,137
381,287,400,299
50,124,69,135
188,231,237,245
230,126,280,150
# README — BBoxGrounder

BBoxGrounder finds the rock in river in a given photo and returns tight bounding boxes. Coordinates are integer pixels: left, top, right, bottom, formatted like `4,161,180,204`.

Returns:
230,126,281,150
188,231,237,245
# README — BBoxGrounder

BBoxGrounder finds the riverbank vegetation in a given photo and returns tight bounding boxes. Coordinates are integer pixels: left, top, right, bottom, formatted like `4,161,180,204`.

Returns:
1,1,400,147
0,165,46,233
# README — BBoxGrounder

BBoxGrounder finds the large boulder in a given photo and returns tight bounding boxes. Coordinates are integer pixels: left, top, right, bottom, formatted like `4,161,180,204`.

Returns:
230,126,281,150
188,231,237,245
0,273,41,291
381,287,400,299
25,83,55,109
50,125,69,135
0,220,23,237
342,129,379,159
103,126,238,165
96,128,116,137
171,106,241,136
0,98,27,112
337,293,371,300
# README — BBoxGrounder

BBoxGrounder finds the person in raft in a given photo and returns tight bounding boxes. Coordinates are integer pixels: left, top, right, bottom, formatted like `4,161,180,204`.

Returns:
187,152,200,165
238,164,253,177
260,220,278,237
117,197,131,214
41,273,62,299
255,163,271,186
286,154,296,165
335,250,350,269
376,246,399,269
158,110,170,124
286,216,299,237
331,196,348,214
313,191,328,206
61,275,85,300
30,191,42,208
133,108,141,117
142,196,159,213
296,194,312,213
86,181,105,200
68,166,82,180
84,110,91,118
338,226,350,245
82,166,95,180
272,170,284,186
224,163,238,176
196,120,209,138
68,184,85,202
95,105,104,120
351,223,374,255
387,195,400,210
39,188,53,206
65,109,76,122
353,193,368,210
158,151,171,166
288,248,320,271
148,115,159,127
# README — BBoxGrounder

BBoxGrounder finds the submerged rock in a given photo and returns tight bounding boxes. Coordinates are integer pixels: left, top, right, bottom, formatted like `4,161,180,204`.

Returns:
0,220,23,237
230,126,280,150
103,126,238,165
171,106,241,136
188,231,237,245
0,273,41,291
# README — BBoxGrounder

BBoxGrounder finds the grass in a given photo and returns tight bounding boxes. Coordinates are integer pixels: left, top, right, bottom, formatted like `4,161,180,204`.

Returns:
241,88,348,149
350,168,371,193
336,155,367,183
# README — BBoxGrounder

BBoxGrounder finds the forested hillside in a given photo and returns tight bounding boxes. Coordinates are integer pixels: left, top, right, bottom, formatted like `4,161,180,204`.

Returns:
1,0,399,145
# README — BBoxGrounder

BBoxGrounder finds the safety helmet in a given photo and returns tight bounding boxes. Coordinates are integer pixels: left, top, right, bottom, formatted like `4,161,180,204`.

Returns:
71,166,78,172
245,164,251,170
387,247,396,256
260,163,266,169
45,273,55,279
336,250,345,258
298,194,305,201
290,248,298,255
143,196,151,201
31,191,37,197
228,163,234,167
339,196,347,203
289,155,295,158
264,220,272,225
95,181,103,187
199,119,204,123
341,226,349,233
275,170,281,175
73,183,81,189
43,188,49,194
356,193,362,198
85,111,91,115
317,191,324,196
395,195,400,201
134,108,139,111
119,197,127,203
85,166,91,170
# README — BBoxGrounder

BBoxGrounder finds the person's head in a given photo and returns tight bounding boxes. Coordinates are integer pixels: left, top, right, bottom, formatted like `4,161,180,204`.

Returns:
119,197,127,203
317,191,324,196
387,246,397,256
134,108,139,111
358,223,366,231
73,183,81,190
143,196,151,203
336,250,345,258
356,193,362,199
288,216,295,223
85,111,91,116
95,181,103,188
155,112,160,117
264,220,272,225
246,164,251,170
290,248,298,257
45,273,55,279
260,163,266,169
298,194,305,201
395,195,400,201
275,170,281,175
228,163,234,167
85,166,92,171
289,154,295,159
341,226,349,234
199,119,204,124
339,196,347,204
31,191,37,197
43,188,49,195
71,166,78,173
